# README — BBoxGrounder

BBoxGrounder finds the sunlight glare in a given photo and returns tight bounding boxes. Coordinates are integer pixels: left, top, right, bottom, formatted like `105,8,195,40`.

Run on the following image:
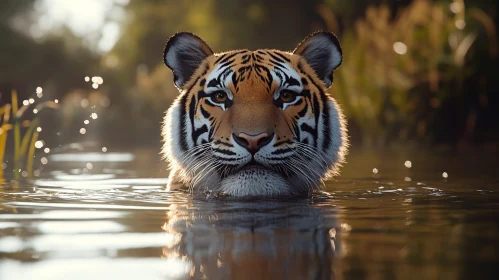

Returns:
37,0,128,52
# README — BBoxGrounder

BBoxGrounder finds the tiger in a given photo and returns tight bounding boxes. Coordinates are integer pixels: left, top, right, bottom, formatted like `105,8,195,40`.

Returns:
162,31,348,197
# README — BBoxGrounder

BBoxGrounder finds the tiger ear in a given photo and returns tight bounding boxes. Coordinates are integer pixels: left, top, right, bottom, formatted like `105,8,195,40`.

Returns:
293,31,342,88
164,32,214,89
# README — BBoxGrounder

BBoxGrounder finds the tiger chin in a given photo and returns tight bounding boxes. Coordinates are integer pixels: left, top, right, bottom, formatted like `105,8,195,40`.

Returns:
162,31,348,197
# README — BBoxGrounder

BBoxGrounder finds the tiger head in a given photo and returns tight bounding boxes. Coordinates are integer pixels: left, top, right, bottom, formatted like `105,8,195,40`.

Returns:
162,31,348,196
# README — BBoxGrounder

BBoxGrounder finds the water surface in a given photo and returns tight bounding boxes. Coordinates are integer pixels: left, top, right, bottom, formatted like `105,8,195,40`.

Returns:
1,149,498,279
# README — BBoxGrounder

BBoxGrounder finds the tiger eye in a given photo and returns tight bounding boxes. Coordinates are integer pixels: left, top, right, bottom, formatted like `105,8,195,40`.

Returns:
279,90,296,103
213,91,228,103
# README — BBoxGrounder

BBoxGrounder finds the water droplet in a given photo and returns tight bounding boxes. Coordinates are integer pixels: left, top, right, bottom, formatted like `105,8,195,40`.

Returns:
41,157,48,164
1,163,7,169
81,99,89,108
86,163,93,169
92,76,104,85
34,169,41,177
84,120,89,125
372,168,378,174
56,132,61,136
29,98,35,104
35,141,44,149
23,100,29,106
80,128,86,135
44,148,50,153
33,109,38,114
442,172,448,178
102,147,107,152
91,113,98,119
455,19,466,30
404,177,411,182
92,83,99,89
37,127,42,132
393,42,407,55
21,171,28,177
37,92,43,98
55,99,59,103
36,87,43,94
450,2,463,13
404,160,412,168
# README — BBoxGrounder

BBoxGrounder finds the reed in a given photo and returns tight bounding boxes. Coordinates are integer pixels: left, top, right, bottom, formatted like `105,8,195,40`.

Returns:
0,90,58,182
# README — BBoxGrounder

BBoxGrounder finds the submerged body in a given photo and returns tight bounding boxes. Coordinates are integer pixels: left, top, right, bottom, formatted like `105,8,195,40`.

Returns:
162,32,348,196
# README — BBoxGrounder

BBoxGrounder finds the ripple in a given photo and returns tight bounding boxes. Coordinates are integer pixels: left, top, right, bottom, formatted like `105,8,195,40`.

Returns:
5,202,171,211
0,232,175,253
49,153,135,162
37,221,126,234
0,210,124,220
0,257,190,280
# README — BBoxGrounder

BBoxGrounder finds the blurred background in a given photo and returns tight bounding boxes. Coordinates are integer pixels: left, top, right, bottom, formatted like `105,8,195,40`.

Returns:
1,0,498,154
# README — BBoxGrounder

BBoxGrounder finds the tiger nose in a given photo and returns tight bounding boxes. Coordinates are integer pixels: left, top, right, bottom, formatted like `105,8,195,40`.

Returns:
232,132,274,154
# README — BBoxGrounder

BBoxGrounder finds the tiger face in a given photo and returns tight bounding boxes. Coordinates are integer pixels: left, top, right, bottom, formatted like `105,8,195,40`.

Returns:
162,32,348,196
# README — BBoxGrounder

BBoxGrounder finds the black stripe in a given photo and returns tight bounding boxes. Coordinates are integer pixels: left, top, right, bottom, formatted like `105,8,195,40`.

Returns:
188,97,197,145
297,103,308,118
273,140,293,147
320,93,332,153
178,94,189,152
215,50,247,64
200,105,210,118
214,53,229,64
207,79,219,88
272,148,294,155
266,51,287,64
192,125,208,144
300,123,315,138
213,148,236,156
208,127,215,142
312,94,321,147
274,51,291,62
214,140,233,147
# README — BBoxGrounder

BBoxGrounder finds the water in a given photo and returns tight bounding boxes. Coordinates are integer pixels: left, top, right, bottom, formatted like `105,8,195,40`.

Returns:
1,148,498,279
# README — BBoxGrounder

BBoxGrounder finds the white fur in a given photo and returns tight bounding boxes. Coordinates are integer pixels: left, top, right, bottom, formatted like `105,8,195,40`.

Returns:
219,168,292,196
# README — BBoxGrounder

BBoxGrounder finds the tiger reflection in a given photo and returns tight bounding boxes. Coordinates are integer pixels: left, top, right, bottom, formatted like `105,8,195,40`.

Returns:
161,198,342,280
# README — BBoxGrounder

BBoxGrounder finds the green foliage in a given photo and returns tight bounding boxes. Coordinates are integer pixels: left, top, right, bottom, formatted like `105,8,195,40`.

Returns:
329,0,497,146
